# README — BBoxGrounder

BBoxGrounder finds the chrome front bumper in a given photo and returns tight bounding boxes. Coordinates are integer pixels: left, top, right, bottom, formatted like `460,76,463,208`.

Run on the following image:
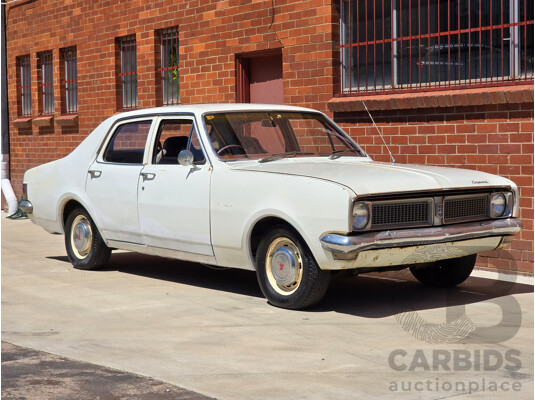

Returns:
320,218,522,259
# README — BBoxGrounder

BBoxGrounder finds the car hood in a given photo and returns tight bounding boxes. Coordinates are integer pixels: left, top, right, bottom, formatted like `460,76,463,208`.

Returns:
231,158,514,196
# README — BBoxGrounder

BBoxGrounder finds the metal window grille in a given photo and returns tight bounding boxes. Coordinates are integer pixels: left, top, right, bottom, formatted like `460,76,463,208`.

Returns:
119,36,138,109
339,0,534,95
63,47,78,113
38,51,54,114
159,27,180,105
18,55,32,116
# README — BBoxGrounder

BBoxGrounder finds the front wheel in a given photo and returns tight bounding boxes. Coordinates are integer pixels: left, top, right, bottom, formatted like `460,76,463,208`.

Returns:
409,254,476,287
255,226,330,309
65,207,111,270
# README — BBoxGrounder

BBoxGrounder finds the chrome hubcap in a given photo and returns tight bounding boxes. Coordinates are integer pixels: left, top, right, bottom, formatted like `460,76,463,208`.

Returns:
271,247,298,286
266,238,303,295
71,215,92,259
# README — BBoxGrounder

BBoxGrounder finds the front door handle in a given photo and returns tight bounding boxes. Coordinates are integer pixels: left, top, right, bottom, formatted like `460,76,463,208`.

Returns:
88,170,102,178
140,172,156,181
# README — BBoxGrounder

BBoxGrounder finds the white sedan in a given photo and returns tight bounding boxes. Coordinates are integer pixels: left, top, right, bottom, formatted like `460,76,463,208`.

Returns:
21,104,522,309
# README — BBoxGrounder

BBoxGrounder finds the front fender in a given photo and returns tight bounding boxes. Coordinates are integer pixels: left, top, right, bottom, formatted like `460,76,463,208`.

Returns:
210,168,356,270
242,209,314,270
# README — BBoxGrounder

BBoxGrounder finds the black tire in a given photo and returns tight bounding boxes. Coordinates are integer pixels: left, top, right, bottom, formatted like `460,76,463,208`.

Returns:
255,226,331,310
65,207,111,270
409,254,476,287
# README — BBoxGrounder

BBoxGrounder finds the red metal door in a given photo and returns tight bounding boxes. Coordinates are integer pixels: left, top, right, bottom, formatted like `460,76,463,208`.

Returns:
237,50,283,104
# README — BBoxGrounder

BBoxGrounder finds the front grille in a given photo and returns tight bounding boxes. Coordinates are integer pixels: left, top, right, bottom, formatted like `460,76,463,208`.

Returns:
371,200,433,229
443,195,488,224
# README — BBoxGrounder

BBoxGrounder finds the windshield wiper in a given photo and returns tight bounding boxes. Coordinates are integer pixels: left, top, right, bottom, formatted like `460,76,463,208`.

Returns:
328,148,362,160
258,151,313,163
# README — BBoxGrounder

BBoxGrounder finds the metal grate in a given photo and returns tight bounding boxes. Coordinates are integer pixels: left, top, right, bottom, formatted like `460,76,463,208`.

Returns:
444,195,488,223
371,200,432,228
339,0,534,95
18,55,32,116
63,47,78,114
159,27,180,105
38,51,54,115
119,35,137,109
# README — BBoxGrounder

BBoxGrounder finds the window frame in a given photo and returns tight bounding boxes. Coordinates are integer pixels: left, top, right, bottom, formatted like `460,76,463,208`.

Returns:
100,118,154,165
158,27,180,106
117,35,138,109
38,50,54,115
202,111,366,162
150,116,206,166
61,46,78,114
339,0,534,95
17,55,32,117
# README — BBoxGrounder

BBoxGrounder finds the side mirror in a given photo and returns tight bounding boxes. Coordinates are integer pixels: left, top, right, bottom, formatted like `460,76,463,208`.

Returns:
177,150,194,166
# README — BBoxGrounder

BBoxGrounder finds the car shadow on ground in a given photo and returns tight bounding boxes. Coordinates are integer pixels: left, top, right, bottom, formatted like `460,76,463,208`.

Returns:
48,252,533,318
48,252,264,299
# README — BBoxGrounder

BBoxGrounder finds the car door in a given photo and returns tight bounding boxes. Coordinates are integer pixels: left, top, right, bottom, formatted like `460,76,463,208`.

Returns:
85,118,154,243
137,116,214,256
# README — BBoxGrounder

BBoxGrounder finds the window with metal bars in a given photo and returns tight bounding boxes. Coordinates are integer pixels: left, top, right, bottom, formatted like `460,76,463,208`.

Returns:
339,0,534,94
38,51,54,114
17,55,32,116
159,27,180,105
62,47,78,113
118,35,137,109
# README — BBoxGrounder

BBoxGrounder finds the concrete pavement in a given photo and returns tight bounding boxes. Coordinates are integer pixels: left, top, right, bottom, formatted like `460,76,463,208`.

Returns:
2,215,533,399
2,341,213,399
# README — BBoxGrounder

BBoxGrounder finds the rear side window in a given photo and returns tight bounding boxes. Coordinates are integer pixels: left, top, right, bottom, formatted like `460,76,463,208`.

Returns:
104,120,152,164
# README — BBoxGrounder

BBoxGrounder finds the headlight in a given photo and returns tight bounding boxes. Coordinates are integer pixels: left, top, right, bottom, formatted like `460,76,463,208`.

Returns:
489,192,507,218
352,202,370,230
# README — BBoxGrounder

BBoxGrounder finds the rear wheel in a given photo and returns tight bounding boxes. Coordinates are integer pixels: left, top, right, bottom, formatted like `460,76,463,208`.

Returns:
65,207,111,270
409,254,476,287
255,226,330,309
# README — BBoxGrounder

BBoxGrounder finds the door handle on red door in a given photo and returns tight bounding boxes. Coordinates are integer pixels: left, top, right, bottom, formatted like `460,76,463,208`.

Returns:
140,172,156,181
88,170,102,178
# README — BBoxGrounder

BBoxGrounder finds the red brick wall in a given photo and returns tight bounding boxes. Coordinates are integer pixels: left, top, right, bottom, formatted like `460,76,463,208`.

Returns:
334,103,534,274
6,0,336,181
5,0,533,274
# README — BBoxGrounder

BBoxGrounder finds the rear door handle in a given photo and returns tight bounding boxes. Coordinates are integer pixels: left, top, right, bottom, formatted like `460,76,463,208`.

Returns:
140,172,156,181
88,170,102,178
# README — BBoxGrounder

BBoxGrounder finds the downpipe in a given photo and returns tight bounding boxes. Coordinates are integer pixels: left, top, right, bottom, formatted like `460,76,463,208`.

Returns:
1,4,17,216
1,155,18,216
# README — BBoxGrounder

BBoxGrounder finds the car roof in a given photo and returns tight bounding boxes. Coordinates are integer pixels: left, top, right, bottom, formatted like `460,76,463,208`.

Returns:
110,103,320,121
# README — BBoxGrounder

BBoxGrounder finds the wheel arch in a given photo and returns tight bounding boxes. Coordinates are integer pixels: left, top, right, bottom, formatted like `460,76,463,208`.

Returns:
248,215,308,270
62,199,85,229
60,197,104,240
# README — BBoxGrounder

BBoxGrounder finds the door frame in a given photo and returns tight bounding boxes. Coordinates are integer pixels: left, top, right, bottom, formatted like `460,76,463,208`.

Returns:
236,48,283,103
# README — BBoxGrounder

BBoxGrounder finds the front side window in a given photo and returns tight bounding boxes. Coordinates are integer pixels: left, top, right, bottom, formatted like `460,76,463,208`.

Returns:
152,119,205,165
159,27,180,105
118,35,137,109
104,120,152,164
62,47,78,113
340,0,534,94
18,55,31,116
204,112,365,161
38,51,54,114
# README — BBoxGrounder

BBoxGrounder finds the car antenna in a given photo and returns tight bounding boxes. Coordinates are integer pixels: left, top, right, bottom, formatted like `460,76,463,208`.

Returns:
362,100,396,163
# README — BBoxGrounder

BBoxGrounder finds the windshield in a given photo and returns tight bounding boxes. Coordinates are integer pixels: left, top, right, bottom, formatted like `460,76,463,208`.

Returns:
203,111,366,161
